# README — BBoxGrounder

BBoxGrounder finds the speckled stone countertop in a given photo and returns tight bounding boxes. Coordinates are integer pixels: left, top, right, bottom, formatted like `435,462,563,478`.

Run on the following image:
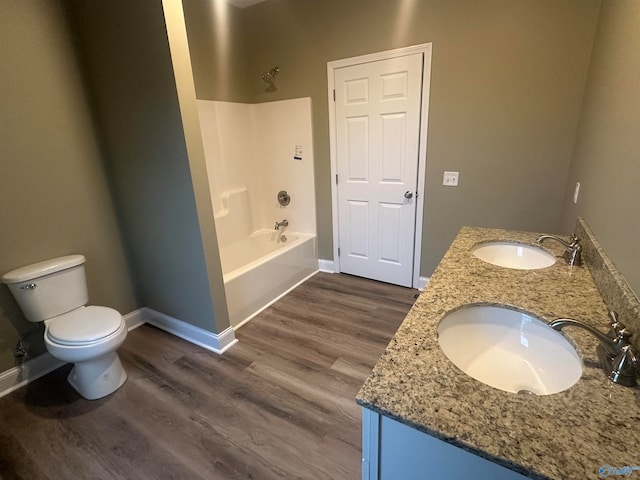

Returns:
357,226,640,480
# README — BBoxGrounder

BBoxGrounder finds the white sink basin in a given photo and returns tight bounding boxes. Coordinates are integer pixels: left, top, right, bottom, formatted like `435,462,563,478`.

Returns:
437,305,582,395
472,241,556,270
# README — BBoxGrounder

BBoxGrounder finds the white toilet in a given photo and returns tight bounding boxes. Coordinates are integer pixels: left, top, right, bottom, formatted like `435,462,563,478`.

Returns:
2,255,127,400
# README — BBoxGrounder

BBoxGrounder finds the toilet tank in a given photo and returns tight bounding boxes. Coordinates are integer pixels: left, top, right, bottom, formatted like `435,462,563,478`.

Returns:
1,255,88,322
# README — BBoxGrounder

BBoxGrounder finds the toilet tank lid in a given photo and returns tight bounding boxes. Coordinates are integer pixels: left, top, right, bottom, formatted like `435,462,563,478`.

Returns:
2,255,86,284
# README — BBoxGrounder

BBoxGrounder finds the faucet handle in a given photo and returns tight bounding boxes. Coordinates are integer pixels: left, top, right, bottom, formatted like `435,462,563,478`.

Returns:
607,311,624,337
565,233,579,249
615,327,633,341
609,344,638,386
611,327,634,353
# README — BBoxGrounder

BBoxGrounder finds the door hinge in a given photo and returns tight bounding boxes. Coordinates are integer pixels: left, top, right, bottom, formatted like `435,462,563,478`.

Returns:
333,89,336,101
335,174,338,185
338,247,341,257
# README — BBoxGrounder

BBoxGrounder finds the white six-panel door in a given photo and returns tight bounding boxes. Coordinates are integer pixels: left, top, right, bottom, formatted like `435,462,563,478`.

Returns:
335,53,423,287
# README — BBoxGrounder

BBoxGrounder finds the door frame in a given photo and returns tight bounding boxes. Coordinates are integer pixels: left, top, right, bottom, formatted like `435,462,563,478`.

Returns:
327,43,432,289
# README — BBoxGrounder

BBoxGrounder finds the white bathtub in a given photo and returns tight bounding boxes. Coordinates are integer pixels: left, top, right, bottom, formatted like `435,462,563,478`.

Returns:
221,230,318,328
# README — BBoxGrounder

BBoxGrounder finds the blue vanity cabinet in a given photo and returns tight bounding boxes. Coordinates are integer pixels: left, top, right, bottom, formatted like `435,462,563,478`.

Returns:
362,409,530,480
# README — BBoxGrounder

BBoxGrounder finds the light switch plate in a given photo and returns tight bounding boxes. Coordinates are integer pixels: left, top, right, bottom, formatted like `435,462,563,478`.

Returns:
443,171,459,186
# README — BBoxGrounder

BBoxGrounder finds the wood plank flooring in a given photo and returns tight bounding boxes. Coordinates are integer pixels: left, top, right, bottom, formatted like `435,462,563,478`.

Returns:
0,273,416,480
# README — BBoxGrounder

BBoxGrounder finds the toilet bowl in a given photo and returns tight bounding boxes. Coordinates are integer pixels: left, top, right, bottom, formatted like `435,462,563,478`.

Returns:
45,306,128,400
2,255,128,400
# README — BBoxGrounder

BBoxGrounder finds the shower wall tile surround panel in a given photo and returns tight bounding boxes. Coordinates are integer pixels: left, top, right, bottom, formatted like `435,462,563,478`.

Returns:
196,98,316,249
252,98,316,237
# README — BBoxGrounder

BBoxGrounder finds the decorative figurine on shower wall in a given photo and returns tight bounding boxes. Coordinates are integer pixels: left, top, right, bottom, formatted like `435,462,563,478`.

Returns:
262,66,279,92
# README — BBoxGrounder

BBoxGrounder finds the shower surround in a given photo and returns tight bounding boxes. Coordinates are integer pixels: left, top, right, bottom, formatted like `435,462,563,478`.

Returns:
197,97,317,328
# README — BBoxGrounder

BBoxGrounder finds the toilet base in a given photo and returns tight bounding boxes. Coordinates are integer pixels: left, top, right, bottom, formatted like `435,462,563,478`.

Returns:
67,352,127,400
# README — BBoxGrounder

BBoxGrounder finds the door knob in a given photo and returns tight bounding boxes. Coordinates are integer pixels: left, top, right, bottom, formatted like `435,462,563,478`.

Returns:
404,191,413,199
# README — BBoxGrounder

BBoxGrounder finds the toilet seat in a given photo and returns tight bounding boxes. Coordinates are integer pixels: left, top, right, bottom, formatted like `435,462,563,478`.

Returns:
47,306,123,346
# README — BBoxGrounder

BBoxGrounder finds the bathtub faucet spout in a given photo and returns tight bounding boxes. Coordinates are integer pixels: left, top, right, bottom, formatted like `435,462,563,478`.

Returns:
274,219,289,230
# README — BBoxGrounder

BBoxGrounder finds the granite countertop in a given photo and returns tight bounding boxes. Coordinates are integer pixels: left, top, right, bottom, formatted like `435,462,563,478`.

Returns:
357,226,640,480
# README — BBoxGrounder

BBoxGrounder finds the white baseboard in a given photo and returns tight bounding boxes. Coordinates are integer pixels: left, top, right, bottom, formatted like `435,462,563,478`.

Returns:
0,308,147,399
141,307,238,354
0,306,239,399
123,308,146,331
318,259,336,273
320,260,428,292
0,352,66,399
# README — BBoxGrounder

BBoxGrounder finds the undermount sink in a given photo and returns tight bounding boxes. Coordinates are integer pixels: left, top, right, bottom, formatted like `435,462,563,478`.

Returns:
472,241,556,270
437,305,582,395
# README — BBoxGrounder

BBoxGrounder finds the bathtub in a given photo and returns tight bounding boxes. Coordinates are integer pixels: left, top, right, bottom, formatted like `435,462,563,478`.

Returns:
220,230,318,328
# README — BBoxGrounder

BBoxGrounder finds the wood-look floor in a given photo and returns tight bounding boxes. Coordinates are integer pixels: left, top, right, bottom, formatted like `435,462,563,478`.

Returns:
0,273,416,480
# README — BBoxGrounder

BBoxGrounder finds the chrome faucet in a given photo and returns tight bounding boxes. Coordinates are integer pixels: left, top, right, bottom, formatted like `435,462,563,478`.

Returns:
549,313,638,386
274,219,289,230
536,233,582,266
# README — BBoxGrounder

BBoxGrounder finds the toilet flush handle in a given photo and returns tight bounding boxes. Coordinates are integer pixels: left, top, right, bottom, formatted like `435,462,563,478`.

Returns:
19,283,37,290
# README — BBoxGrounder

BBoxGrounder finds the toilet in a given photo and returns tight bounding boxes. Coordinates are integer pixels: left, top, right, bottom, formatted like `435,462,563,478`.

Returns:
2,255,127,400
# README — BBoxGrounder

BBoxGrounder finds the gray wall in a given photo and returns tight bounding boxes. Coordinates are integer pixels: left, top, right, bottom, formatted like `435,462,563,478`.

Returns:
66,0,229,333
183,0,251,102
561,0,640,296
184,0,601,276
0,0,138,371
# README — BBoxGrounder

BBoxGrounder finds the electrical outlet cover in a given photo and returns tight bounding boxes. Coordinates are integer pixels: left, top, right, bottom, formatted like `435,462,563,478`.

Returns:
443,171,459,186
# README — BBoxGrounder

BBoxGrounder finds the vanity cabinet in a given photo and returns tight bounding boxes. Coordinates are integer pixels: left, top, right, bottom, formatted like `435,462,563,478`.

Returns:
362,408,529,480
358,225,640,478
